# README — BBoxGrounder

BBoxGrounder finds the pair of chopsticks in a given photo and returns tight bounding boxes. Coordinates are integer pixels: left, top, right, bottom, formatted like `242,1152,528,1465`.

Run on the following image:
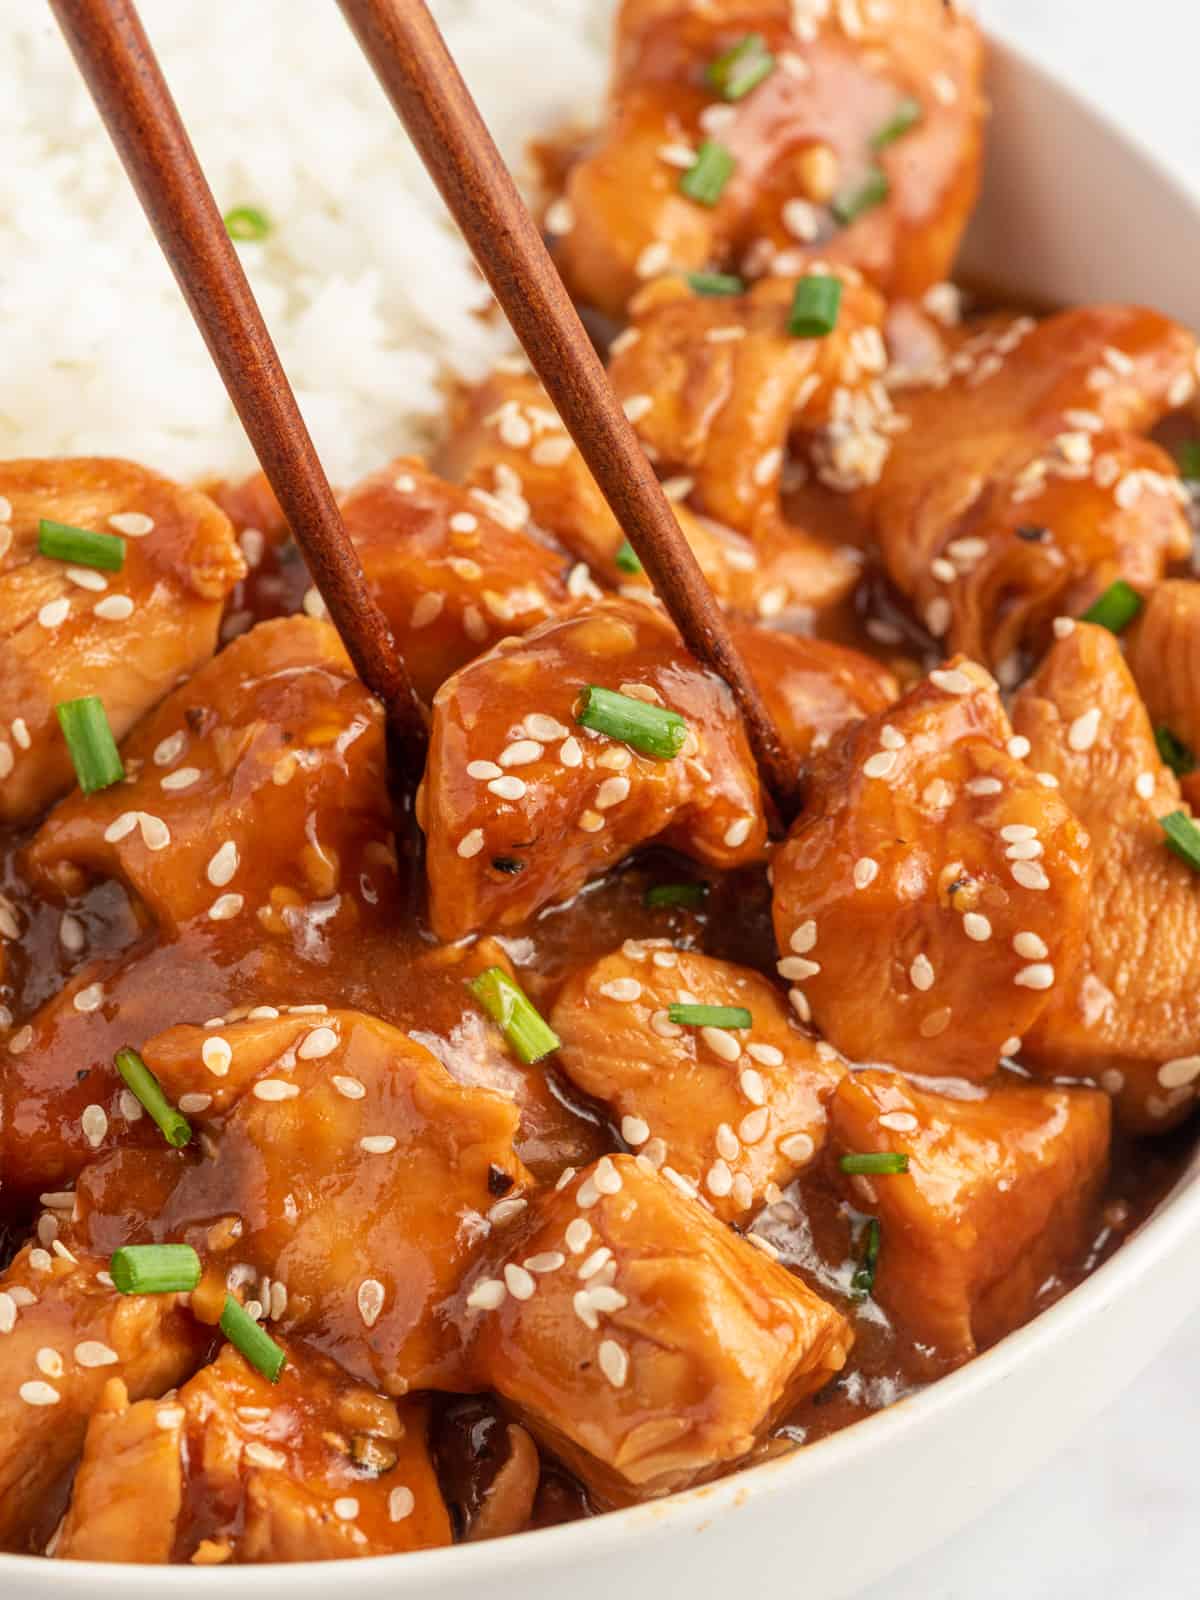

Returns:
49,0,801,820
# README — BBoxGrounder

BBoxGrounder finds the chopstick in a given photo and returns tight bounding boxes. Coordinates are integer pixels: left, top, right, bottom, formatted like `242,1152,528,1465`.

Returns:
337,0,802,822
47,0,426,770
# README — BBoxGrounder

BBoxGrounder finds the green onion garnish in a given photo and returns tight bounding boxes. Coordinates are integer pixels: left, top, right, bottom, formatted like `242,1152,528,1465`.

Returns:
615,540,643,574
1160,810,1200,872
1155,726,1196,778
1080,579,1142,634
832,168,890,226
114,1047,191,1149
667,1003,752,1029
220,1294,287,1383
681,141,736,207
788,274,843,338
686,271,746,296
870,96,923,151
223,206,271,242
56,697,125,796
1175,441,1200,480
645,882,709,909
577,686,687,759
110,1243,202,1296
37,519,125,572
839,1152,910,1175
851,1217,880,1300
469,967,561,1064
705,33,775,101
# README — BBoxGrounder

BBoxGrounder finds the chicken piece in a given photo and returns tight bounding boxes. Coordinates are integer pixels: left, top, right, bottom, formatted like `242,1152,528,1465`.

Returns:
441,367,844,621
552,946,844,1221
1012,624,1200,1131
830,1068,1110,1362
72,1009,532,1395
554,0,984,319
339,458,580,703
25,616,394,941
864,307,1197,668
0,458,245,825
417,600,768,940
771,657,1092,1080
1126,579,1200,766
0,1243,206,1555
610,272,896,530
56,1342,450,1564
467,1155,851,1505
730,623,896,763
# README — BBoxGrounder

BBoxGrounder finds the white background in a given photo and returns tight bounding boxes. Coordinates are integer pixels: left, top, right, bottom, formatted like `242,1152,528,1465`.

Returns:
863,4,1200,1595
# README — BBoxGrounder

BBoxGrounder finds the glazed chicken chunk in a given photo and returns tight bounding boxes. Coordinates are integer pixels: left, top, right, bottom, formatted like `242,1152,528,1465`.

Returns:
55,1342,450,1564
417,600,768,940
1126,579,1200,776
339,457,580,703
772,657,1092,1079
0,457,245,825
1013,623,1200,1131
25,615,393,940
830,1069,1110,1362
0,1243,206,1555
468,1155,851,1505
865,306,1198,668
71,1009,532,1394
552,946,845,1221
553,0,985,318
731,622,896,763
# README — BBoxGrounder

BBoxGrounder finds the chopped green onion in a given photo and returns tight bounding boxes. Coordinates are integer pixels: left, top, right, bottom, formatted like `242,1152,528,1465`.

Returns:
870,96,923,151
831,168,890,226
1156,725,1196,778
788,274,843,338
1175,440,1200,480
645,882,709,909
705,33,775,101
680,141,736,207
686,271,746,296
469,967,560,1064
1160,810,1200,872
577,686,687,759
223,205,271,242
1080,579,1142,634
37,519,124,572
667,1003,752,1029
114,1047,191,1149
110,1243,202,1296
220,1294,287,1383
56,697,125,796
839,1152,910,1175
851,1217,880,1299
615,540,643,574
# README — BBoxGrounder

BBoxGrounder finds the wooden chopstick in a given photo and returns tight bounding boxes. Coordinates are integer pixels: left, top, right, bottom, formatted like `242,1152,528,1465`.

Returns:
48,0,427,770
337,0,802,822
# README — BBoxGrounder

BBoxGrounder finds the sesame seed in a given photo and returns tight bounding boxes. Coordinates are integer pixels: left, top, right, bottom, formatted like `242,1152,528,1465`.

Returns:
1158,1056,1200,1089
329,1076,365,1104
966,777,1003,796
739,1108,770,1144
243,1442,287,1470
504,1263,536,1300
449,511,479,534
19,1381,60,1407
782,198,821,241
623,394,654,424
925,597,951,637
81,1104,108,1147
1007,736,1032,760
207,841,239,887
0,1293,15,1334
909,954,935,991
65,565,107,593
929,668,973,696
701,1026,742,1062
360,1135,397,1154
778,1131,815,1163
500,739,543,767
1068,708,1100,752
296,1026,337,1061
74,1340,119,1367
778,956,820,981
457,829,485,859
525,1252,566,1274
487,1197,527,1226
1001,1037,1023,1057
578,809,605,833
357,1278,386,1328
467,1278,507,1311
753,447,784,487
595,775,631,810
1011,862,1050,890
878,1111,919,1133
853,856,879,889
1014,963,1054,990
789,987,811,1022
202,1036,232,1076
739,1068,766,1105
302,587,328,620
962,911,992,942
920,1007,952,1037
38,597,71,629
578,1247,614,1281
559,736,583,768
879,725,906,751
746,1042,783,1067
707,1157,735,1198
73,982,105,1014
790,920,818,954
1000,824,1037,843
1013,931,1048,960
593,1156,623,1195
863,750,898,780
108,512,154,537
565,1219,593,1254
931,558,956,584
724,816,753,848
208,893,244,921
160,767,200,792
1135,772,1155,799
333,1498,359,1522
635,240,672,279
410,592,444,629
599,977,641,1002
488,775,527,801
1035,772,1059,789
389,1487,416,1523
253,1079,299,1102
598,1339,629,1388
9,1026,33,1055
94,594,134,621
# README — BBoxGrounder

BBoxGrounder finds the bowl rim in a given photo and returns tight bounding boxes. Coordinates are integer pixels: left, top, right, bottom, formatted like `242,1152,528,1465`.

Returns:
5,25,1200,1591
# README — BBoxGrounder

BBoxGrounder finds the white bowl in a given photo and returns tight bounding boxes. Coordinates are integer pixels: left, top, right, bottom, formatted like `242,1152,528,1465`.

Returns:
6,32,1200,1600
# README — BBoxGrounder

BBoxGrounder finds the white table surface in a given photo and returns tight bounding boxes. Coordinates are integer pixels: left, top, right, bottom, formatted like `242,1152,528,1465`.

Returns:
860,5,1200,1596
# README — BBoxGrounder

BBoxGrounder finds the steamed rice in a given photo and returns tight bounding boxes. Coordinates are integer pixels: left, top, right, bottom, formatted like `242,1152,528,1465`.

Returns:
0,0,611,483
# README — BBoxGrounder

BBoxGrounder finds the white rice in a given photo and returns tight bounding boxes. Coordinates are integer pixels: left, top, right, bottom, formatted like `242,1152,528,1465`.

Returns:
0,0,611,484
